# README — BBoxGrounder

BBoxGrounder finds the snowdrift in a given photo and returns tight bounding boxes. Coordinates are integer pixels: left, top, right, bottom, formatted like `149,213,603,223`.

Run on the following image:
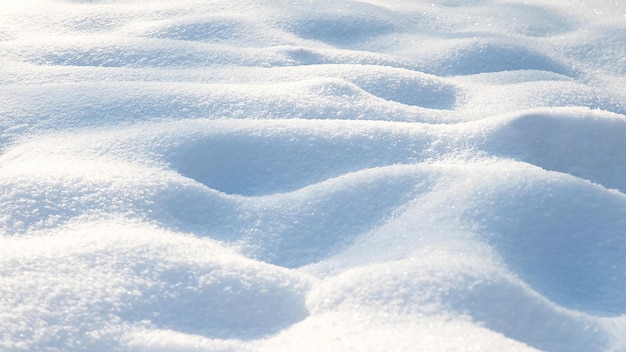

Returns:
1,0,626,351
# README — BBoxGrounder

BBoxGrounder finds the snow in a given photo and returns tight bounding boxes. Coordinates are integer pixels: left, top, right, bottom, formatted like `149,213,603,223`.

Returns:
1,0,626,351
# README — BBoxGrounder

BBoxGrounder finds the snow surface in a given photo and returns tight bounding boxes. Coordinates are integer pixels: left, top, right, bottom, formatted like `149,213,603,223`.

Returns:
1,0,626,351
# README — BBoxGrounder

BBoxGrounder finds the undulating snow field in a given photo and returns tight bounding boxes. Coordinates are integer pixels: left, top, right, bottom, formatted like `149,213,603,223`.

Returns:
2,0,626,351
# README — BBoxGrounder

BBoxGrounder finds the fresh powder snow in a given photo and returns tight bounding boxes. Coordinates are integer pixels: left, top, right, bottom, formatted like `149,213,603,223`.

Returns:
1,0,626,351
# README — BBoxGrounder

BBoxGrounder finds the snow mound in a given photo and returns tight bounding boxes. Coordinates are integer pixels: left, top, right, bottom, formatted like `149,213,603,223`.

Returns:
0,220,310,351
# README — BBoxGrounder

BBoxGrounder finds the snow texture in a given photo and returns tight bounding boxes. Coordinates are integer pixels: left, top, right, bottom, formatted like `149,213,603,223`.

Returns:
1,0,626,351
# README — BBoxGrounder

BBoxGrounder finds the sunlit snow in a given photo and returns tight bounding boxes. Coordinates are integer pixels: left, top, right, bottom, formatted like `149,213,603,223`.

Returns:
1,0,626,351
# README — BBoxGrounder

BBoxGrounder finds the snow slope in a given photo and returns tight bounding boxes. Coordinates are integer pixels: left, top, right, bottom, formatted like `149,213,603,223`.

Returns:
1,0,626,351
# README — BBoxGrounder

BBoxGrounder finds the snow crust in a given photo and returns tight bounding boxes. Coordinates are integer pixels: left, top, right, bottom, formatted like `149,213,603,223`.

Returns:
2,0,626,351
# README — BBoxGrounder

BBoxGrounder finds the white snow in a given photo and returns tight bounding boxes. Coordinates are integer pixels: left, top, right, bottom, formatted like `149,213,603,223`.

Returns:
1,0,626,351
